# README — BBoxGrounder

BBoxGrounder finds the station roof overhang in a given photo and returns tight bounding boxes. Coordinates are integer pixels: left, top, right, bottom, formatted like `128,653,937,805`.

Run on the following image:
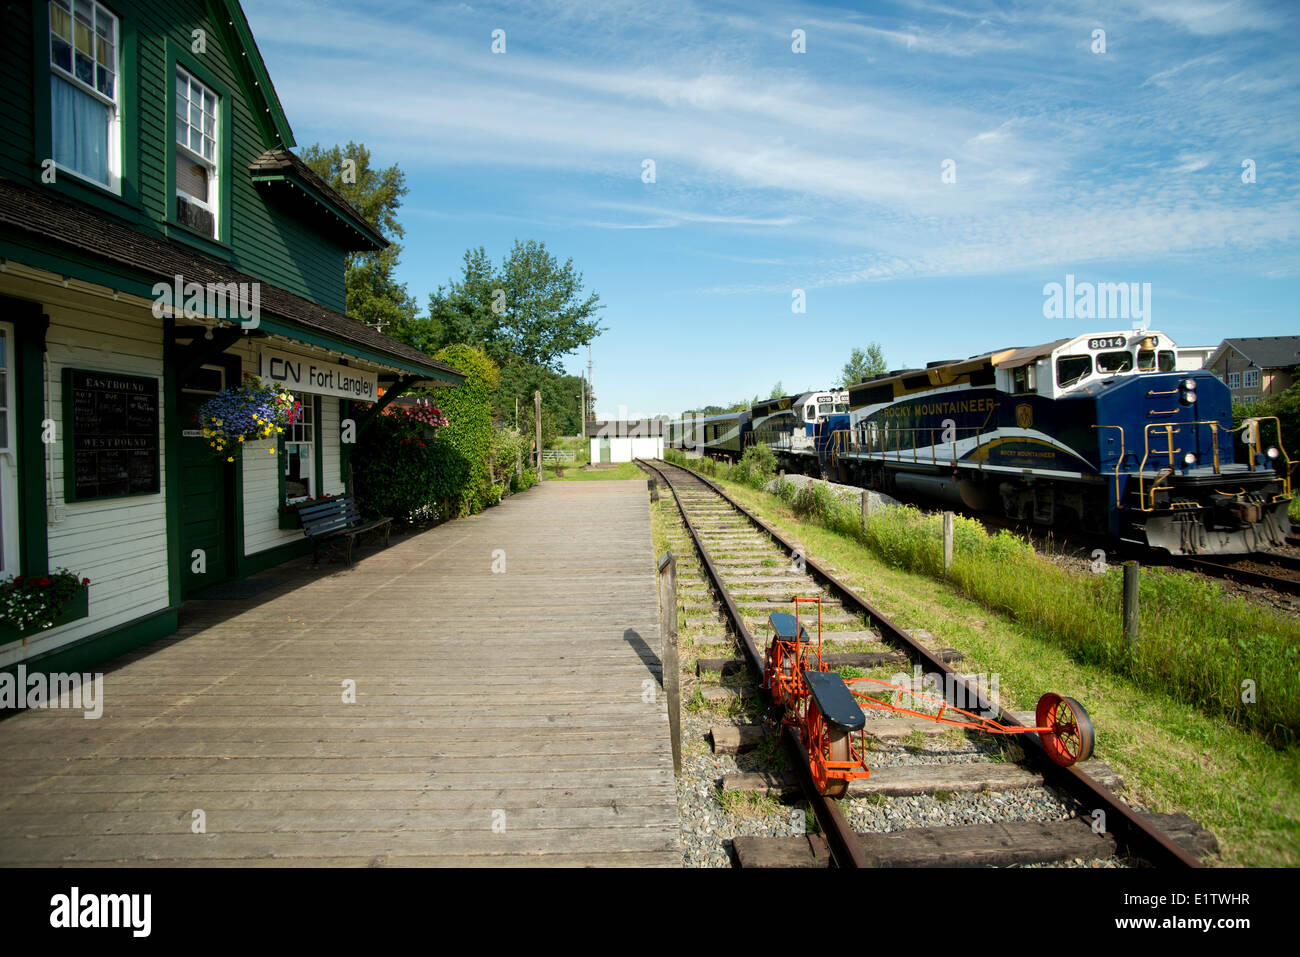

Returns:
0,178,463,387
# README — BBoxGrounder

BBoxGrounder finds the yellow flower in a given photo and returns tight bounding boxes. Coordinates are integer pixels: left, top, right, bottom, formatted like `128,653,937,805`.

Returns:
227,456,234,462
268,448,276,455
276,426,283,433
238,435,245,443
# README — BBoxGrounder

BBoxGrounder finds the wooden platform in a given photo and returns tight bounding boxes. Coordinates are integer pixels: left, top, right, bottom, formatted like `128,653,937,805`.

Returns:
0,480,680,867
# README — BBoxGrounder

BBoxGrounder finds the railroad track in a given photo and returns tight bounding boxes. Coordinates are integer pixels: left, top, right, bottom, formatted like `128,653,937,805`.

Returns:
1177,551,1300,598
640,457,1215,869
967,509,1300,600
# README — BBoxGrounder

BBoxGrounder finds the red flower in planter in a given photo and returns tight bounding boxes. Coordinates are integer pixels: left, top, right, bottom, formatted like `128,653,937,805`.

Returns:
38,577,51,587
82,578,90,586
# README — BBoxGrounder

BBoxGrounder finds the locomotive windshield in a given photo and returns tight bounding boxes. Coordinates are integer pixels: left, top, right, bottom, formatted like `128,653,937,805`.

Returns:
1056,354,1092,388
1097,350,1132,373
1136,348,1176,372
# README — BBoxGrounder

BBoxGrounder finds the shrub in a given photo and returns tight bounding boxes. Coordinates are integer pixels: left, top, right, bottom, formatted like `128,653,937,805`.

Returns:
432,344,502,516
353,412,466,524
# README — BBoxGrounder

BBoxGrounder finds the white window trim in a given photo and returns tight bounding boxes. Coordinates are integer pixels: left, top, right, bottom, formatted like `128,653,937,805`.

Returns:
175,66,220,237
284,392,314,504
1227,372,1241,389
0,322,20,576
48,0,122,194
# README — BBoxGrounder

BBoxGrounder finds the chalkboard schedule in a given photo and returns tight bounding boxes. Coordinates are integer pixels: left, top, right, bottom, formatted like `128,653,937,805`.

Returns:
65,369,161,500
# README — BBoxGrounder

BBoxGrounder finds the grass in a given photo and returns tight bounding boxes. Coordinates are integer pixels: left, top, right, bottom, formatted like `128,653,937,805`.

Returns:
665,450,1300,745
671,461,1300,866
717,789,781,818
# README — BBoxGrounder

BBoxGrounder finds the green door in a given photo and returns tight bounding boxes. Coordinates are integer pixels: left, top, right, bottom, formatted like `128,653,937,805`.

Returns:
179,366,230,597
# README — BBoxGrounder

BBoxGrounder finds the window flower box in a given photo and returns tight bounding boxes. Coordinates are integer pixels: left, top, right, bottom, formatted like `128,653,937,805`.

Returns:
0,574,90,647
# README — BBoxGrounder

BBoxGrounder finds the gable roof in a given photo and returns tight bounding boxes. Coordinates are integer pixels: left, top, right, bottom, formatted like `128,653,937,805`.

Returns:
1207,336,1300,371
219,0,296,149
0,179,462,384
249,148,389,251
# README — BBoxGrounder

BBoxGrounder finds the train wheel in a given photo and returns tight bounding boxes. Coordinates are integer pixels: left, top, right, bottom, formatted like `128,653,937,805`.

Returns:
1036,693,1095,767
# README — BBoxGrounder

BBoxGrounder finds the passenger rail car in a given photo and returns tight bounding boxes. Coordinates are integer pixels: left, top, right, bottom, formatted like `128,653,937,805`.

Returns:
666,409,751,461
824,331,1291,555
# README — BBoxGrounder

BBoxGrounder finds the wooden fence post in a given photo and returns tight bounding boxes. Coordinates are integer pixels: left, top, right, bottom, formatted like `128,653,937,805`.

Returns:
657,551,681,773
534,390,543,481
1123,561,1140,649
942,511,954,577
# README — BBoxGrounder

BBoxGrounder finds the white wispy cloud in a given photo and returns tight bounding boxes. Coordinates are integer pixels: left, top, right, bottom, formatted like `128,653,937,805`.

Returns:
245,0,1300,287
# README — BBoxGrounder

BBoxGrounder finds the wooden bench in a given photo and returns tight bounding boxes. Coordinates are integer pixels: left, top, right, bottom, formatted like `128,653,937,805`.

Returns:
297,495,393,567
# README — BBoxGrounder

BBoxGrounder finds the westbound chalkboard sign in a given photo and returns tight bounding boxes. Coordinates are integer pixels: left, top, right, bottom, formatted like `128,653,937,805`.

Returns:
63,369,160,501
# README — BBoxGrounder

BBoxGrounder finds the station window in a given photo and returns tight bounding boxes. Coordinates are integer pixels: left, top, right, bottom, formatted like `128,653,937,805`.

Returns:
1097,350,1132,374
1056,355,1092,389
175,67,220,237
1227,372,1241,389
49,0,121,191
283,392,313,502
1243,368,1260,388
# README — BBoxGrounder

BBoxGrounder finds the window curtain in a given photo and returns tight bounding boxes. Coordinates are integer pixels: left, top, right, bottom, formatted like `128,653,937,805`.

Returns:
51,74,109,185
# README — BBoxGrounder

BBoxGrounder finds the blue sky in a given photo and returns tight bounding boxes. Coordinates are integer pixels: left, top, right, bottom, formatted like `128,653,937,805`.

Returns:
242,0,1299,419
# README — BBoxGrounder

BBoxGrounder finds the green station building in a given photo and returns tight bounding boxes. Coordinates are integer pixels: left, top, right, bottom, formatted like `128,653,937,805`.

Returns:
0,0,462,676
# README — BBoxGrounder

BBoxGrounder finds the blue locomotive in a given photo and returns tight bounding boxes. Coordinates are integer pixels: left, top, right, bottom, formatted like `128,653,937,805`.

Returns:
667,331,1293,555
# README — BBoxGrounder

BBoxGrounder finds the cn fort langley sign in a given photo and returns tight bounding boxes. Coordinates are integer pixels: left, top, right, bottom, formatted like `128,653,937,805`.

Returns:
259,348,379,401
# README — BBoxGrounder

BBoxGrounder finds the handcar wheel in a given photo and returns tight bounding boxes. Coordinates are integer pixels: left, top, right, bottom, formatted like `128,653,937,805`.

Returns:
822,730,851,798
1036,693,1095,767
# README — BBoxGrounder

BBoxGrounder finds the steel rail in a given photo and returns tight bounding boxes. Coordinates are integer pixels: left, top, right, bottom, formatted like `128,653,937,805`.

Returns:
1178,556,1300,597
649,457,1202,869
639,458,869,868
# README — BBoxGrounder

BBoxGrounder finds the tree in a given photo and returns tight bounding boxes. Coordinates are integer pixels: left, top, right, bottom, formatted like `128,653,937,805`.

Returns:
300,142,419,331
769,381,785,400
425,239,604,372
837,342,888,387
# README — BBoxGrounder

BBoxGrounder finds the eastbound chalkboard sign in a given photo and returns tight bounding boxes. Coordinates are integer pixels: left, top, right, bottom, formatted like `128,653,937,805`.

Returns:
64,369,160,501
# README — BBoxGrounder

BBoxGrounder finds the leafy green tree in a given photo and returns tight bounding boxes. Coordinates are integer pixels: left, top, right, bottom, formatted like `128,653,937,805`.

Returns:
769,381,784,400
300,142,419,330
837,342,888,387
426,240,604,371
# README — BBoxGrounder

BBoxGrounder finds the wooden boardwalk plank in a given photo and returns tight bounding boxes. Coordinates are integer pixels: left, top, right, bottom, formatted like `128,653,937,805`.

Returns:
0,480,681,867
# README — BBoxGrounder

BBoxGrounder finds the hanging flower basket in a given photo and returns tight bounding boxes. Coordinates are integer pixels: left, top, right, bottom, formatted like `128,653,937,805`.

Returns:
196,374,303,463
377,400,448,443
0,569,91,645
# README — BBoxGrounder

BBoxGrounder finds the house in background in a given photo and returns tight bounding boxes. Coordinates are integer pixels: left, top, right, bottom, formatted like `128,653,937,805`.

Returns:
587,420,664,463
0,0,462,676
1203,337,1300,406
1174,344,1216,371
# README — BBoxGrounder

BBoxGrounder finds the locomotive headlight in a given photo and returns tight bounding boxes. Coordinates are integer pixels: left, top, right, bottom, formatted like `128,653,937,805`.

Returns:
1267,446,1279,459
1179,378,1197,404
1183,453,1197,467
1182,378,1196,392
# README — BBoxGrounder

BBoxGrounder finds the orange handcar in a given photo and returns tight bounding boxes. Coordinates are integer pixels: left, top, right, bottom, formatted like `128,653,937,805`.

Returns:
762,597,1095,797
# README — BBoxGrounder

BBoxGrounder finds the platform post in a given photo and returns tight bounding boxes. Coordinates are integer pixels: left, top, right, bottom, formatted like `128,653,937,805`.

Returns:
657,551,681,773
1123,561,1140,649
942,511,954,577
